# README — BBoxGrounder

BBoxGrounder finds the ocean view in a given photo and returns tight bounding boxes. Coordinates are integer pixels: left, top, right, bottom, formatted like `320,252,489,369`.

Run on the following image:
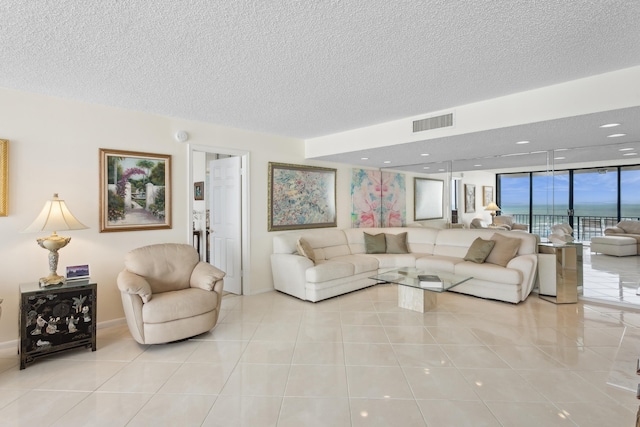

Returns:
501,203,640,218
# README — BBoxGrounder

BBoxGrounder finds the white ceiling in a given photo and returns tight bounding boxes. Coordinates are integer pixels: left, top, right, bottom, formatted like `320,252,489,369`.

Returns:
2,1,640,169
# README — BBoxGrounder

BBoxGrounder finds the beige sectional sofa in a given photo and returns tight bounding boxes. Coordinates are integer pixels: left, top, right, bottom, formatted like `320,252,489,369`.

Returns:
271,227,539,304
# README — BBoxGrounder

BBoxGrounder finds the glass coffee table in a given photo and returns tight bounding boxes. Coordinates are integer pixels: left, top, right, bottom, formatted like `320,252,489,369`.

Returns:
370,267,472,312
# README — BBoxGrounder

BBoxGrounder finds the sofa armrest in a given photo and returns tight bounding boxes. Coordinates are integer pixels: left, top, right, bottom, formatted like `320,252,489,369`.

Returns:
190,262,226,291
271,253,314,300
511,224,528,231
506,254,538,300
604,226,624,235
117,270,152,303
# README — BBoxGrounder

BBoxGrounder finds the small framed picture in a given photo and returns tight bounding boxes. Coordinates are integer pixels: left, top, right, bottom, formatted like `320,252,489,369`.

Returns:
66,264,90,281
194,181,204,200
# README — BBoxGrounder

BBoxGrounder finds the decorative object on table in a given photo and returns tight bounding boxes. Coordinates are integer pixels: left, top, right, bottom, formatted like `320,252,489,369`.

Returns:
482,186,493,207
351,168,406,228
23,194,88,287
194,181,204,200
464,184,476,213
19,280,96,369
268,162,337,231
484,201,501,226
418,274,443,288
414,177,443,220
548,223,574,244
99,149,172,232
0,139,7,216
66,264,90,281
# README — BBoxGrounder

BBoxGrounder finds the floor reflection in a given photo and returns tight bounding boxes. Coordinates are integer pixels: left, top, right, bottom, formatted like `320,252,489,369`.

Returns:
581,246,640,307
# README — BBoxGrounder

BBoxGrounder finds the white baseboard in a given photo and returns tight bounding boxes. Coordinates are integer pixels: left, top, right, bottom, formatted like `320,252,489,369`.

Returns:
0,317,128,350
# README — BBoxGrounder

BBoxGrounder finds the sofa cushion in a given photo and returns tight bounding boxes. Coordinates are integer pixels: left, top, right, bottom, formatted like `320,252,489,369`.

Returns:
385,232,409,254
485,233,521,267
330,255,380,274
455,262,522,285
415,255,461,274
296,237,316,264
364,232,386,254
463,237,496,263
306,261,355,283
365,253,420,269
142,288,219,324
493,216,514,229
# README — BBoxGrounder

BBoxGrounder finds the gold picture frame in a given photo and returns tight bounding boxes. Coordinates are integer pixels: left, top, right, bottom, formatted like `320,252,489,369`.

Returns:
99,149,172,232
0,139,7,216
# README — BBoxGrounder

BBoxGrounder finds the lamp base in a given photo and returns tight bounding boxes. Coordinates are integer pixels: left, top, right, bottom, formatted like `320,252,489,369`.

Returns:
39,274,66,287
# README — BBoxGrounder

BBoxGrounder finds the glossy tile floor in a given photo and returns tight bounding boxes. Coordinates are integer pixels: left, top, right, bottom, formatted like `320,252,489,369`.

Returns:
583,246,640,306
2,283,640,426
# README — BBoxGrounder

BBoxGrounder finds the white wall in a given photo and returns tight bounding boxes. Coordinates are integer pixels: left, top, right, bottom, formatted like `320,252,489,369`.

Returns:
0,87,355,343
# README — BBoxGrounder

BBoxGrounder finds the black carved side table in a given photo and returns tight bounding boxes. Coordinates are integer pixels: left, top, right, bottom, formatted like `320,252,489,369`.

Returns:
19,280,96,369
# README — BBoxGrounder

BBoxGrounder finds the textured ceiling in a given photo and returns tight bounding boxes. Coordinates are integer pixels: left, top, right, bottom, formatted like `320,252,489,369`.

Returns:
2,0,640,143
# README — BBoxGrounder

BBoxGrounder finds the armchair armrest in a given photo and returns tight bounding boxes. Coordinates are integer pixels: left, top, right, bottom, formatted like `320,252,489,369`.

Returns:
511,224,528,231
117,270,153,303
190,262,226,291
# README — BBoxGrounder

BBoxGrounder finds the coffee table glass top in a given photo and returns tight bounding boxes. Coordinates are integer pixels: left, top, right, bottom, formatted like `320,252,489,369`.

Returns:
370,267,472,293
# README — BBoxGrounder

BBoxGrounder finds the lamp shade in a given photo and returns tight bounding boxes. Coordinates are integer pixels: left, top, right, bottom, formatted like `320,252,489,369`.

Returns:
23,193,88,233
484,202,500,212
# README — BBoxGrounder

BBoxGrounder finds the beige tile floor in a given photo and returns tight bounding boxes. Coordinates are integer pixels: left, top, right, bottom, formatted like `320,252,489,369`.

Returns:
1,277,640,427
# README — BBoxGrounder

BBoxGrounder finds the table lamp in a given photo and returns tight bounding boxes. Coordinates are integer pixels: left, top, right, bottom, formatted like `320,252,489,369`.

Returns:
484,202,501,226
23,193,88,286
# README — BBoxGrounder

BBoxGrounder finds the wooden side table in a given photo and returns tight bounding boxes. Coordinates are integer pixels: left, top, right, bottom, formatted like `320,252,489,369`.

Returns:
19,280,97,369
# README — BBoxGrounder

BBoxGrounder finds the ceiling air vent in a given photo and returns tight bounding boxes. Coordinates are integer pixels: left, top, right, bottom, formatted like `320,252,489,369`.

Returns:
413,113,453,133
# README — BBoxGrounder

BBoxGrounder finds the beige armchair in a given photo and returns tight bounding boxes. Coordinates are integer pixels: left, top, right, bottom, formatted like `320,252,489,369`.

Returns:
117,243,225,344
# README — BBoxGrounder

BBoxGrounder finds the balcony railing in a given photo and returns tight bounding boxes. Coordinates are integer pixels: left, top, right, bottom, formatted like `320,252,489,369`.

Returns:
504,214,640,242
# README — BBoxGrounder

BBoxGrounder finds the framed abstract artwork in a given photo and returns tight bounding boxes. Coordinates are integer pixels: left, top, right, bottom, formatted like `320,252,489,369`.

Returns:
351,169,406,228
414,177,443,220
0,139,7,216
464,184,476,213
482,186,493,207
268,162,337,231
99,149,172,232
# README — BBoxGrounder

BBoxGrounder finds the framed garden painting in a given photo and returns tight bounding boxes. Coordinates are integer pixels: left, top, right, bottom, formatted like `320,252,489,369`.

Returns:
99,149,171,232
414,177,443,220
268,162,337,231
464,183,476,213
0,139,7,217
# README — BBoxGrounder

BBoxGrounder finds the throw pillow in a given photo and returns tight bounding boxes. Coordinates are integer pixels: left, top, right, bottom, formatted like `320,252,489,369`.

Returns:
364,232,386,254
296,237,316,264
385,232,409,254
485,233,521,267
463,237,496,263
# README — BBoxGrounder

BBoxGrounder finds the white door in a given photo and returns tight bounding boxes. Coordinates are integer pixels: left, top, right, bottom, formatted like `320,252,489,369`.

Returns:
209,156,242,294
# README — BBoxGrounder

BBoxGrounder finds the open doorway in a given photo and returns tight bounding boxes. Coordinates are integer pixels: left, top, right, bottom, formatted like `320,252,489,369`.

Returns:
188,144,251,295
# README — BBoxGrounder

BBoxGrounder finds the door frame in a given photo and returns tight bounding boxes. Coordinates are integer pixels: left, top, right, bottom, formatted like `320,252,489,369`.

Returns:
187,144,251,295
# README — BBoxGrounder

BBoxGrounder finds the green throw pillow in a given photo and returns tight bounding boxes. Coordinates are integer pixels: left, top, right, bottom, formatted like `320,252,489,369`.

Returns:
463,237,495,263
385,232,409,254
364,232,386,254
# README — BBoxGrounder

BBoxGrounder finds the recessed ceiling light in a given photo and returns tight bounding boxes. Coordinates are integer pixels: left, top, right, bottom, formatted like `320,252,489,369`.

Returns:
474,164,482,167
515,140,530,145
360,157,368,160
554,157,566,160
555,148,568,152
600,123,620,128
420,153,429,156
383,160,391,164
623,152,638,156
438,168,445,172
422,166,430,169
608,133,626,138
619,148,634,151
